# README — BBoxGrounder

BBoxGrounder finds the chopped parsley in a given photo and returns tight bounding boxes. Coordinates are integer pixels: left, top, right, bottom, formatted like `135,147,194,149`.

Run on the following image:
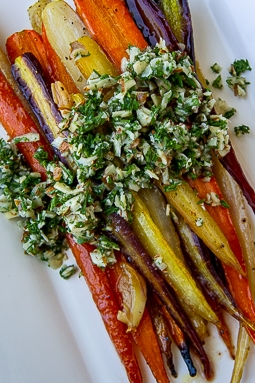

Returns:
223,107,236,119
210,63,222,74
0,40,232,269
59,264,77,279
227,58,252,97
212,74,223,89
220,200,230,208
234,125,250,137
0,139,69,270
228,59,252,77
195,217,204,227
226,76,250,97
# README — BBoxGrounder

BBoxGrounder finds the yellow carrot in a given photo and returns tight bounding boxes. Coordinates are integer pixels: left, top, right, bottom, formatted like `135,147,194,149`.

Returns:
157,181,244,275
71,36,118,78
131,193,219,325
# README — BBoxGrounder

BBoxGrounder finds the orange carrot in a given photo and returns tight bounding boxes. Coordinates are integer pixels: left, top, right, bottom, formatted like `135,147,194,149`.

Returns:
107,256,170,383
73,0,148,70
5,28,79,95
6,29,53,84
67,237,143,383
132,307,171,383
188,176,255,344
0,70,52,179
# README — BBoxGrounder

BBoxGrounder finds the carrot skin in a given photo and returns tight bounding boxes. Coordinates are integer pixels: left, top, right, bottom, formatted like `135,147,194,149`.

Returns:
0,70,52,179
6,30,53,84
188,176,255,343
220,146,255,214
132,307,171,383
67,236,143,383
41,25,80,94
125,0,179,50
6,27,79,94
74,0,148,70
154,296,197,378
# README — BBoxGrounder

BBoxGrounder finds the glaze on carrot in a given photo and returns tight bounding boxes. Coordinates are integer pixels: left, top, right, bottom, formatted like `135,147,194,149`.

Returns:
74,0,148,70
6,29,53,84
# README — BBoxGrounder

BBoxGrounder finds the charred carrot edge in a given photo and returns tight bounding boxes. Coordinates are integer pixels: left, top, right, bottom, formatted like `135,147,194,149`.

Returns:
107,256,170,383
73,0,148,70
188,176,255,344
167,318,197,378
41,25,80,94
0,70,52,179
6,29,53,84
147,296,177,378
66,237,143,383
155,295,197,378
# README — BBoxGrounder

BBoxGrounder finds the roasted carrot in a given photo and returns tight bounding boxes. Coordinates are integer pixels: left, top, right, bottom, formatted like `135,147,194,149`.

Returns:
73,0,148,70
6,29,53,84
147,299,177,378
189,177,245,268
41,25,80,94
5,28,79,95
220,146,255,215
0,55,142,382
66,236,143,383
0,70,52,179
41,1,88,93
0,47,37,124
132,307,171,383
107,256,170,383
188,176,255,344
5,18,81,95
153,295,197,378
166,315,196,377
110,212,213,381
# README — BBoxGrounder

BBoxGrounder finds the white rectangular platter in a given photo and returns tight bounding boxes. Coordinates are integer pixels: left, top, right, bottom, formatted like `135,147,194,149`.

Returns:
0,1,255,382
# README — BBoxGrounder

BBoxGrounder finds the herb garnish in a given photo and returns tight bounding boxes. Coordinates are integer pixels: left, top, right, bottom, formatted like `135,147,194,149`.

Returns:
234,125,250,137
228,59,252,77
0,40,232,268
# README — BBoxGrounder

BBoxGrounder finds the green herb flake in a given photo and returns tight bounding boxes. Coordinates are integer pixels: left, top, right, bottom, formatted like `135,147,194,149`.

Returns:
220,200,230,208
223,108,236,119
59,264,76,279
212,74,223,89
229,59,252,76
226,76,250,97
234,125,250,137
210,63,222,74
